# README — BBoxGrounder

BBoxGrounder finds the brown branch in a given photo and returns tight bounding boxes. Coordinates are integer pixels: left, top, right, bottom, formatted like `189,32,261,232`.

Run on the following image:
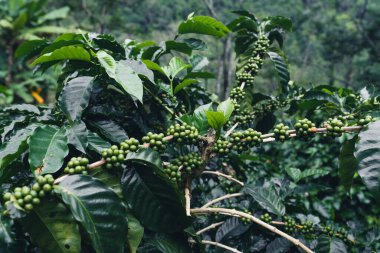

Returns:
185,175,192,216
196,221,224,235
202,171,244,186
202,193,244,208
189,238,242,253
191,207,314,253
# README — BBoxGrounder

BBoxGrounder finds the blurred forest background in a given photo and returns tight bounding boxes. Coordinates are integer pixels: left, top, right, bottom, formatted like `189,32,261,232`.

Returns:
1,0,379,104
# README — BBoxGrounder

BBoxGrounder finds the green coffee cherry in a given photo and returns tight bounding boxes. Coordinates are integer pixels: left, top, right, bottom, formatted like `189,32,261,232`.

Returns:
274,123,290,142
64,157,89,175
120,138,140,154
294,118,315,138
323,118,344,137
213,138,231,154
240,209,252,225
260,213,272,223
237,72,254,87
102,144,126,170
178,153,202,173
167,123,199,144
164,161,182,183
142,132,166,151
358,115,374,126
284,216,296,233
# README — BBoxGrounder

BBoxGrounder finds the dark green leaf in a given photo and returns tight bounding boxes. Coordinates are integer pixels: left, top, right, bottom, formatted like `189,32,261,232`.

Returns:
28,125,68,174
174,79,198,94
263,16,292,32
244,185,285,216
66,121,88,153
147,234,192,253
58,76,94,122
121,160,188,232
21,200,81,253
339,136,358,191
127,212,144,253
0,124,39,175
215,217,250,242
183,38,207,50
266,238,291,253
115,61,144,103
90,119,128,143
355,121,380,202
4,104,40,115
178,15,230,37
31,46,91,66
15,39,48,58
316,235,347,253
164,41,192,55
1,115,27,142
86,131,111,153
89,169,122,198
266,49,290,93
55,175,128,253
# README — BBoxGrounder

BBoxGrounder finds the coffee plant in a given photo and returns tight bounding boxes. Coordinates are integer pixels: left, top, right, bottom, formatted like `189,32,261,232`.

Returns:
0,11,380,253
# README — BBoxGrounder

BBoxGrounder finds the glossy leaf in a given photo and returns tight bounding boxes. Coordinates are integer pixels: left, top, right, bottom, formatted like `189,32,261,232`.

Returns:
142,60,166,76
1,115,27,142
31,46,91,66
59,76,94,122
147,234,192,253
0,124,39,175
339,136,358,191
244,185,285,216
178,15,230,37
89,169,122,198
3,104,40,115
54,175,128,253
97,50,116,77
267,50,290,93
205,111,226,131
163,56,191,80
90,119,128,143
217,98,234,121
86,131,111,153
66,121,88,153
174,79,198,94
355,121,380,202
21,200,81,253
215,217,250,242
316,235,347,253
121,152,188,232
28,125,68,174
115,61,144,103
127,212,144,253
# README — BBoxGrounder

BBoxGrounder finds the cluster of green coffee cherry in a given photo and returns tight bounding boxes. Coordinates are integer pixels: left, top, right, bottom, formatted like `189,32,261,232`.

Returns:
240,209,252,225
244,55,263,74
101,145,125,170
142,132,166,151
213,138,231,154
323,118,344,137
163,162,182,182
237,72,255,87
163,153,202,182
230,128,263,152
358,115,374,126
283,216,297,232
120,138,140,153
2,174,54,212
63,157,89,175
260,213,272,223
227,113,255,127
230,87,246,114
274,123,291,142
253,35,270,54
167,123,199,144
178,153,202,173
323,226,350,243
299,221,314,234
294,118,315,138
